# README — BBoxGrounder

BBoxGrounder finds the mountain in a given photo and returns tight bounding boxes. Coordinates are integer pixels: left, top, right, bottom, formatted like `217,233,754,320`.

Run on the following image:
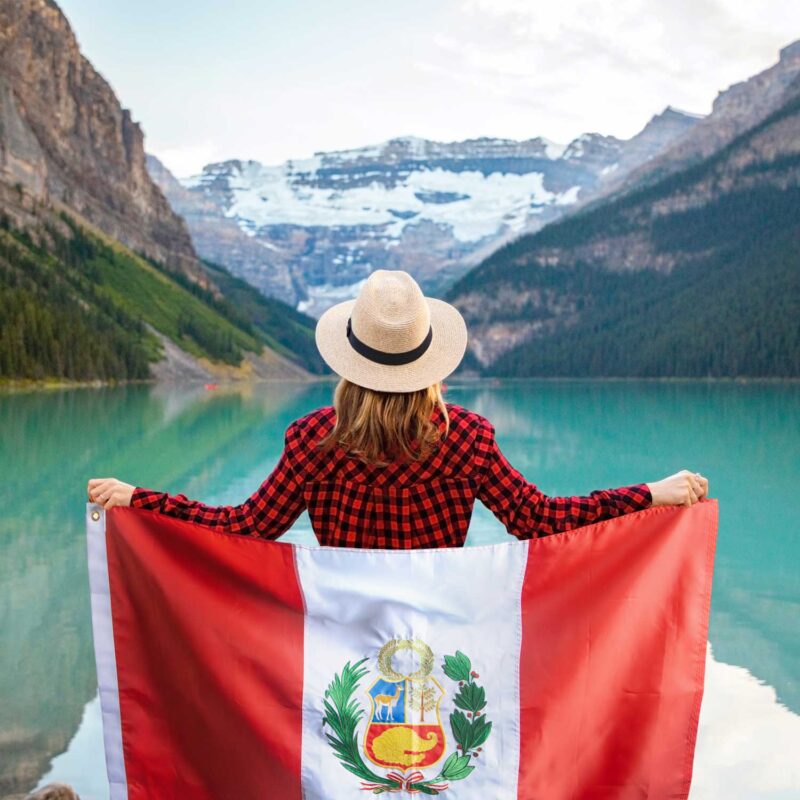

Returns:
148,111,699,317
595,40,800,199
0,0,201,278
0,213,329,383
445,45,800,377
0,0,325,382
596,106,705,189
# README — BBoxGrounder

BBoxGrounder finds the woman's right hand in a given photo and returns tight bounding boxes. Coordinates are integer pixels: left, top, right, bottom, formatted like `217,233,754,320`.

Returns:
646,470,709,507
87,477,135,510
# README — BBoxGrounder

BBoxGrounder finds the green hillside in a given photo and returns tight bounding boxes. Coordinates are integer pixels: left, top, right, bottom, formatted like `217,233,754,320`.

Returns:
491,203,799,377
448,91,800,378
201,259,328,374
0,214,324,383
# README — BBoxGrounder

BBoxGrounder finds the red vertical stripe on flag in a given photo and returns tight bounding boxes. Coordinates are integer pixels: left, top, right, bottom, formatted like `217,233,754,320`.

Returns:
105,508,305,799
518,500,717,800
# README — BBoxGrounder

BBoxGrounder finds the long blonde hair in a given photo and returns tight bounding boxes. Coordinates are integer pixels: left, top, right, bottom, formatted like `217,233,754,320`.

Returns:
316,378,450,467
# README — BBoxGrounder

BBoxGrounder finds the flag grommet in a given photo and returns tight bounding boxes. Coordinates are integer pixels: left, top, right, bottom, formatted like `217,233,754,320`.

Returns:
91,509,101,521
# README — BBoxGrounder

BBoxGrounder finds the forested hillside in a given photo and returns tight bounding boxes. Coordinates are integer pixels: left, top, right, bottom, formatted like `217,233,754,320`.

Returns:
0,0,331,385
447,82,800,377
201,259,327,375
491,193,799,377
0,214,326,382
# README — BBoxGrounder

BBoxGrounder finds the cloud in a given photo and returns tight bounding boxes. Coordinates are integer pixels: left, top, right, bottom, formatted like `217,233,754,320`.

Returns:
60,0,800,168
422,0,800,141
149,142,222,179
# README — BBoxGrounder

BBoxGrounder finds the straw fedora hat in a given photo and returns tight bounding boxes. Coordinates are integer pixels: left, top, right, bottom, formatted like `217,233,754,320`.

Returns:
314,269,468,393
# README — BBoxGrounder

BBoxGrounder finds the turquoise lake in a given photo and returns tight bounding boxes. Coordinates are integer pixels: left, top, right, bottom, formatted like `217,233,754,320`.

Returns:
1,378,798,798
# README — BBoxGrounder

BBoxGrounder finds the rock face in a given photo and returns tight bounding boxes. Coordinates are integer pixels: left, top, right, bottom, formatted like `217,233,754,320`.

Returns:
444,44,800,371
600,40,800,197
597,106,705,190
0,0,322,382
149,112,699,316
0,0,202,281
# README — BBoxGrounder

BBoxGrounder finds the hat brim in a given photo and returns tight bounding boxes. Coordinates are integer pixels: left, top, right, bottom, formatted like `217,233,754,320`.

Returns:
315,297,468,392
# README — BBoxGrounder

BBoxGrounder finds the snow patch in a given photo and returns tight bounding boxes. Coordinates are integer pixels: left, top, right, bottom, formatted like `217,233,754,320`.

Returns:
196,162,579,244
554,185,581,205
667,105,706,120
543,138,568,159
297,277,369,316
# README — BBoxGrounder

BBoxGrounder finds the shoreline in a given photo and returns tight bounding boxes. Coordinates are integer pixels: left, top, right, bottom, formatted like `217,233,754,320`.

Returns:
0,374,331,394
1,373,798,394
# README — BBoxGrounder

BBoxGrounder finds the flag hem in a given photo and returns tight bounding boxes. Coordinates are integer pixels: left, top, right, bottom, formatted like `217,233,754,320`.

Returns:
509,538,528,799
679,498,719,796
292,544,312,800
109,499,714,554
86,503,129,800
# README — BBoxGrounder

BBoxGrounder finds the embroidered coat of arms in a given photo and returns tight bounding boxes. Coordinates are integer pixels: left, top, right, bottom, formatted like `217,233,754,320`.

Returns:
323,638,492,795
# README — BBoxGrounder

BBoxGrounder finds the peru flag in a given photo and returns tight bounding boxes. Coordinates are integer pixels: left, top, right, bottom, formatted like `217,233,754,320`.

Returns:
86,498,718,800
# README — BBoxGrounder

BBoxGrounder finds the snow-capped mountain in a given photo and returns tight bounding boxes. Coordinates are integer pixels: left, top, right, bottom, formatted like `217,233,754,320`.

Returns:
149,109,700,316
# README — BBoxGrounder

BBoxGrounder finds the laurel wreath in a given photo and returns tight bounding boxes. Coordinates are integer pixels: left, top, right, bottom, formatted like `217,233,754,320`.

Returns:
321,658,403,792
410,650,492,794
322,650,493,796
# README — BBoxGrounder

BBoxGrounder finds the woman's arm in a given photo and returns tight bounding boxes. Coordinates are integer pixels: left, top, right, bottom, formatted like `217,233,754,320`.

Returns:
475,419,652,540
90,422,307,540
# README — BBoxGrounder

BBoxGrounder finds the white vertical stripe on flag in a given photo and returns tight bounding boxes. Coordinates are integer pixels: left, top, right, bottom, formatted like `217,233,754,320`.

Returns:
86,504,128,800
295,539,529,799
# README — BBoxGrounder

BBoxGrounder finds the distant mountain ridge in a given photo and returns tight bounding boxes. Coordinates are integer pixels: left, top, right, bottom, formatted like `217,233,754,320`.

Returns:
4,0,795,383
444,42,800,378
593,40,800,201
148,108,700,316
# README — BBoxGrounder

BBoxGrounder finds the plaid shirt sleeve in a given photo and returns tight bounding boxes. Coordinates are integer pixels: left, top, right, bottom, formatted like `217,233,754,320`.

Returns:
475,419,652,539
129,421,306,539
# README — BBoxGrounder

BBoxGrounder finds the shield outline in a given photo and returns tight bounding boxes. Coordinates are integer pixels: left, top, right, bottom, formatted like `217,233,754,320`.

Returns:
363,675,447,771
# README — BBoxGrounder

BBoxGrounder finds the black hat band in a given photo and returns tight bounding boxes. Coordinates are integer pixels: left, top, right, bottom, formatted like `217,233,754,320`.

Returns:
346,317,433,365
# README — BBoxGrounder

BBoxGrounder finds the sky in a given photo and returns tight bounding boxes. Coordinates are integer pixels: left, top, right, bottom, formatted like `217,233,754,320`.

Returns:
57,0,800,177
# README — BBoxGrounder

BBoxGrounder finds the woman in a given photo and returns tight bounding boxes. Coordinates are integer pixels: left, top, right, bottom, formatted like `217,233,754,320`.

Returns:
87,269,708,543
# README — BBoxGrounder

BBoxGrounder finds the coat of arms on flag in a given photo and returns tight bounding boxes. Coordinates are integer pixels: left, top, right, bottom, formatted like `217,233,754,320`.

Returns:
323,639,491,793
86,498,717,799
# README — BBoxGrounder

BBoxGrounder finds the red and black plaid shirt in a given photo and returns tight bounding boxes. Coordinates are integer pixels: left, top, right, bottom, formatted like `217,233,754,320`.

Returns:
131,402,652,548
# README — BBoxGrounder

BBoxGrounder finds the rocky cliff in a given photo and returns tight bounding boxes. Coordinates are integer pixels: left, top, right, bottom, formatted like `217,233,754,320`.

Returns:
444,45,800,376
0,0,203,282
0,0,326,383
149,111,699,316
595,40,800,198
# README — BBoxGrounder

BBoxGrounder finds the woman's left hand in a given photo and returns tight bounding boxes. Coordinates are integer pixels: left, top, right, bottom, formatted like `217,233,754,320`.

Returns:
87,477,135,509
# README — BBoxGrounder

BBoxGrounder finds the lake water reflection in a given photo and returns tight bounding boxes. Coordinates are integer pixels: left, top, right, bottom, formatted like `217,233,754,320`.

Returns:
1,379,798,799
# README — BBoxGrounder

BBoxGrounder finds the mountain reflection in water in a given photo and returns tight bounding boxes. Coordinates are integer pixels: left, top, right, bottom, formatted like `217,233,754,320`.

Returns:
1,379,797,798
